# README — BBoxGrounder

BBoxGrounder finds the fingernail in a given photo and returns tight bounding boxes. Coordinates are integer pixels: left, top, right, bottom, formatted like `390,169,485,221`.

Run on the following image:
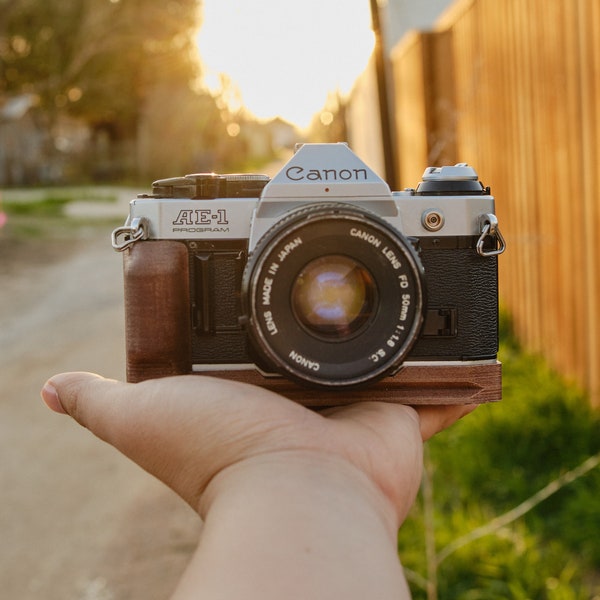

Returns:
41,382,67,414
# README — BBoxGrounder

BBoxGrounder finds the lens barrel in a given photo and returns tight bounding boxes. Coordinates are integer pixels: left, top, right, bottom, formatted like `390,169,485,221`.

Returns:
242,203,426,389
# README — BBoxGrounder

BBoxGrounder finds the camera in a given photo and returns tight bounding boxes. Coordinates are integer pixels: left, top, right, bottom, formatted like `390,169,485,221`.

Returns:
112,143,505,406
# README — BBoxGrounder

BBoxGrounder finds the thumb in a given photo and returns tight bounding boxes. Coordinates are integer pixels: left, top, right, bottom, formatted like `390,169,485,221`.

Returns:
40,371,210,508
41,372,132,447
40,372,291,510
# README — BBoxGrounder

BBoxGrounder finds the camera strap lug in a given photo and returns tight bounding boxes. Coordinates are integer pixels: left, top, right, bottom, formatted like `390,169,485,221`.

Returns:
112,217,148,252
477,214,506,257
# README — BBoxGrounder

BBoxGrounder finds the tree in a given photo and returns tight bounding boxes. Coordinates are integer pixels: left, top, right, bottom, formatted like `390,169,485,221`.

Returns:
1,0,201,131
0,0,233,180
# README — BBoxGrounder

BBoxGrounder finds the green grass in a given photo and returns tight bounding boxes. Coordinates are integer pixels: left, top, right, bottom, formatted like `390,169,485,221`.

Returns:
3,195,71,217
400,314,600,599
0,187,122,240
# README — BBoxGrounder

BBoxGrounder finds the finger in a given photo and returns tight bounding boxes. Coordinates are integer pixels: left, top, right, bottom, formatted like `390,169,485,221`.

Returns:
41,371,258,455
414,403,478,441
42,372,179,489
40,372,313,509
41,372,231,508
41,372,132,445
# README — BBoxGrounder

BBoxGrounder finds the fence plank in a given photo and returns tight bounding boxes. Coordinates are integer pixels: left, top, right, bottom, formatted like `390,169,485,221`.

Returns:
350,0,600,405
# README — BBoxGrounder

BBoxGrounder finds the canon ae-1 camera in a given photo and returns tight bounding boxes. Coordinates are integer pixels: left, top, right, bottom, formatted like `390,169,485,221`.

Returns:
112,143,505,406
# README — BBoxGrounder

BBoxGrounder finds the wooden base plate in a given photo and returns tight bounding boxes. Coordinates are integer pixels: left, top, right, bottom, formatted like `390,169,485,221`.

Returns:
197,361,502,407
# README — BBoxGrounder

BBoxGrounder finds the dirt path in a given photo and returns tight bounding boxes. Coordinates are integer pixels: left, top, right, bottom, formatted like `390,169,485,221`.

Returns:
0,227,199,599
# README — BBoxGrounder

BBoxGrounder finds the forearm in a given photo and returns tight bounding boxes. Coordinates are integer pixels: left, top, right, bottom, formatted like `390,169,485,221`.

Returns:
171,452,411,600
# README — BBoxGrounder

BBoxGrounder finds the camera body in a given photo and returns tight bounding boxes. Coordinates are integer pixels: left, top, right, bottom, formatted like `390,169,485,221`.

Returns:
112,143,505,406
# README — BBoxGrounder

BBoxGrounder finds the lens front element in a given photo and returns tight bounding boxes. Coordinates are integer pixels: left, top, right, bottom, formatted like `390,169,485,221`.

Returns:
242,203,425,389
292,255,376,340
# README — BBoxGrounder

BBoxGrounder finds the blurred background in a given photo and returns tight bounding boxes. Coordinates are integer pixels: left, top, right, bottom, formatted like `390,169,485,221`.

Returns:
1,0,599,598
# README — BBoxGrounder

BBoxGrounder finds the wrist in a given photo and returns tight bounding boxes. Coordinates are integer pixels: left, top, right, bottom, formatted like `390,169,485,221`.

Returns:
200,450,400,533
174,451,410,599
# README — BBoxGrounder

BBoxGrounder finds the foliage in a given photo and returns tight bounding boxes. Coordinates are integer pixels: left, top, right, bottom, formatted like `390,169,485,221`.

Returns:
400,313,600,598
0,0,201,133
0,0,271,182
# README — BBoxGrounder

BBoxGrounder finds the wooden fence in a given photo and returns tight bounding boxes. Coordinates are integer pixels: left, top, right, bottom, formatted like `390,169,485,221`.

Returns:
348,0,600,406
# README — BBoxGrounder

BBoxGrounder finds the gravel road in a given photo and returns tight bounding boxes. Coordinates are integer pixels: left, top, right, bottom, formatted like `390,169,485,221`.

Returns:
0,223,200,600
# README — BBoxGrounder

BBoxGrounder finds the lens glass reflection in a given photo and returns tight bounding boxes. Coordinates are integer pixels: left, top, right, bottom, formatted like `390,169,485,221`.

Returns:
291,255,376,339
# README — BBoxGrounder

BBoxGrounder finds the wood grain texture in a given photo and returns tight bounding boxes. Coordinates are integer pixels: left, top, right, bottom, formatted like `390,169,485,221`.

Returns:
197,361,502,407
124,241,192,382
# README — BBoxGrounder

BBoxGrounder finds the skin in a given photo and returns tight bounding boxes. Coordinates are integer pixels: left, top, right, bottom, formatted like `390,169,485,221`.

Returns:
41,372,476,599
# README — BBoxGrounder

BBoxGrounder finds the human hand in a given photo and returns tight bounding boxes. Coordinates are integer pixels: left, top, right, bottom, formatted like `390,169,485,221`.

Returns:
41,372,474,525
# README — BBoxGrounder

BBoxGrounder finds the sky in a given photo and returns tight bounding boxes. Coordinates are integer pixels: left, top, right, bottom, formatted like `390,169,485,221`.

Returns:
196,0,376,129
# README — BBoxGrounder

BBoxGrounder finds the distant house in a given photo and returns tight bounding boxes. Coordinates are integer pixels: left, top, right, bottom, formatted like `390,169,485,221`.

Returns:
267,117,300,150
0,94,90,186
0,94,45,185
234,117,298,160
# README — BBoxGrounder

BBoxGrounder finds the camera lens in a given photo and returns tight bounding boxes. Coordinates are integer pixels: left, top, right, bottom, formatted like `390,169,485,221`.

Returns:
242,203,425,389
291,255,376,340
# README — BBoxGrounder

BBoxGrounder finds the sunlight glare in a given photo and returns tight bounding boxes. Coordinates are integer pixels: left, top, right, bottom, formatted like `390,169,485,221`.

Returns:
197,0,375,129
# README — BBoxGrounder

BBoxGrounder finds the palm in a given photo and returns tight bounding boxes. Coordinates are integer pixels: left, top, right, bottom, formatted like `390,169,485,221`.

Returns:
45,372,473,521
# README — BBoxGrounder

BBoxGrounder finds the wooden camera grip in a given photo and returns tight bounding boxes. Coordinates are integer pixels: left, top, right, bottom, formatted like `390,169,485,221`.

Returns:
123,241,191,382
